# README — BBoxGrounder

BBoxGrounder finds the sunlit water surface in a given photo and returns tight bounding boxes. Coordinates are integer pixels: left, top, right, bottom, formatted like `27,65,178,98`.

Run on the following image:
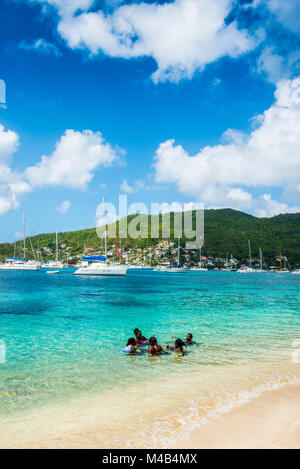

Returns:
0,269,299,447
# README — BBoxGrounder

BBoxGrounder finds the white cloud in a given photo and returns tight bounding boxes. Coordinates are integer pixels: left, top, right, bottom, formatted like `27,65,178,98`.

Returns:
0,125,31,215
0,124,19,163
120,179,133,194
19,38,62,56
158,201,200,214
0,125,123,216
257,46,300,83
253,193,300,218
56,199,71,213
32,0,94,16
31,0,256,83
153,77,300,217
266,0,300,33
24,129,121,189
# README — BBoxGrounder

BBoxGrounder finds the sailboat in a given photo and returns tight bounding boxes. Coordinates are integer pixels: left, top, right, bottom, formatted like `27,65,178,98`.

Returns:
238,240,256,273
190,246,208,271
276,253,290,273
0,213,40,271
156,238,188,273
73,197,127,276
220,251,232,271
255,248,268,273
41,231,66,269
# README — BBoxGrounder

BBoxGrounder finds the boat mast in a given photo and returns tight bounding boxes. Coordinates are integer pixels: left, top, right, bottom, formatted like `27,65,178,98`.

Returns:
199,246,202,268
280,252,282,270
248,240,252,267
23,212,26,260
259,248,263,270
103,196,107,264
56,231,58,262
178,238,180,266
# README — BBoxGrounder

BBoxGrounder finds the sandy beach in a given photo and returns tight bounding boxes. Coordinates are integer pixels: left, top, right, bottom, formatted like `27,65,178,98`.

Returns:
0,381,299,449
171,383,300,449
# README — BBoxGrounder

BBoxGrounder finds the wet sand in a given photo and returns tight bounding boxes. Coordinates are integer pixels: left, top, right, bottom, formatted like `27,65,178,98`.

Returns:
1,380,299,449
171,383,300,449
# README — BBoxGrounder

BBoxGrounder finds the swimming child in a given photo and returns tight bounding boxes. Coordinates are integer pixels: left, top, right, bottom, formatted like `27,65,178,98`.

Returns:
134,328,148,345
148,336,164,356
122,338,137,355
172,333,195,345
166,338,186,355
185,333,195,345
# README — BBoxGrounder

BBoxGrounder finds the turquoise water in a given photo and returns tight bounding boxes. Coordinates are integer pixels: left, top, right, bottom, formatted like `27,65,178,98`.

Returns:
0,269,299,424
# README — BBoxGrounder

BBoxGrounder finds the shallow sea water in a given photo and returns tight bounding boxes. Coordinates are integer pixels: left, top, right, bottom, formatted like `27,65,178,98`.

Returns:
0,269,299,447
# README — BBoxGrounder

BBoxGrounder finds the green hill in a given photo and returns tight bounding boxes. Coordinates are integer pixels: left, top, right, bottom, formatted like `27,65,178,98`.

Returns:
1,209,299,267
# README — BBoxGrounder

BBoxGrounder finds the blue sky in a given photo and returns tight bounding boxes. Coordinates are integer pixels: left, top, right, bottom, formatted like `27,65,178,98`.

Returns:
0,0,300,241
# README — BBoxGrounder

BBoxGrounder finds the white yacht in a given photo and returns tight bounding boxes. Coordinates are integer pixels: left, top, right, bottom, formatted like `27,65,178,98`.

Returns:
0,258,40,271
73,197,127,277
41,231,67,269
238,266,257,273
154,239,189,273
162,266,188,273
275,253,290,273
74,257,127,276
41,260,65,269
0,213,40,271
190,246,208,271
238,240,260,273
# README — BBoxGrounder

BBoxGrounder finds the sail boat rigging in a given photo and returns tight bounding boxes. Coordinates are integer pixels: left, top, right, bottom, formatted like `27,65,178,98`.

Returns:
74,196,127,276
0,212,40,270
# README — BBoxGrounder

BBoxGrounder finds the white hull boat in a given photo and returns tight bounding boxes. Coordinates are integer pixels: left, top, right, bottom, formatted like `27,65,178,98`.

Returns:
41,261,65,269
74,263,127,276
238,267,258,273
155,266,188,273
0,260,40,271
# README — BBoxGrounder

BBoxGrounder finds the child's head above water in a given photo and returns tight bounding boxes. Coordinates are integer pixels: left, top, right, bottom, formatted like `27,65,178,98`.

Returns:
175,338,186,349
186,333,193,342
127,337,136,346
148,336,158,347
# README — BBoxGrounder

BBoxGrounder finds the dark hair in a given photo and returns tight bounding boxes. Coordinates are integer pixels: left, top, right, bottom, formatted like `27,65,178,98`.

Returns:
127,337,136,346
149,336,157,347
187,333,193,339
175,339,186,348
134,328,140,336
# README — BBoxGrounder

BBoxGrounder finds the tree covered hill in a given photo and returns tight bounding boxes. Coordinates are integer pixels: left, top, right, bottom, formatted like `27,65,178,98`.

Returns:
1,209,299,266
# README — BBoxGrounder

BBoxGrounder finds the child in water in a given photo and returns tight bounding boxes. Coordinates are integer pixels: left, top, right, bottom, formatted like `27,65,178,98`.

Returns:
185,333,195,345
166,338,186,355
148,337,164,356
172,333,195,345
134,328,148,345
122,338,137,355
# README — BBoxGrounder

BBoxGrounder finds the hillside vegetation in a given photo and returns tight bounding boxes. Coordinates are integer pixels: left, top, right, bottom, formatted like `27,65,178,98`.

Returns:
1,209,299,267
